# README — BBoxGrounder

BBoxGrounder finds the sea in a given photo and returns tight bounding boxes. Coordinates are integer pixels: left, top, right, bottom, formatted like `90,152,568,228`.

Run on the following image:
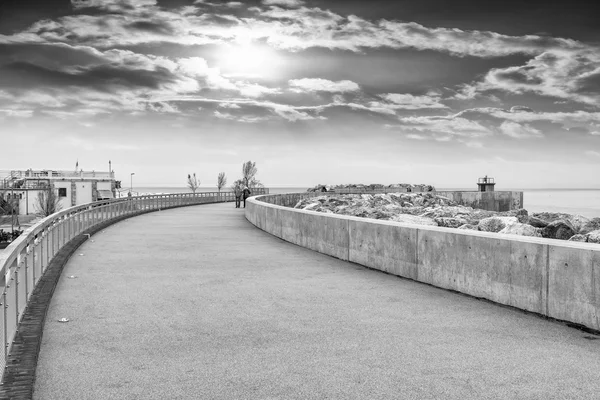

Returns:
127,187,600,219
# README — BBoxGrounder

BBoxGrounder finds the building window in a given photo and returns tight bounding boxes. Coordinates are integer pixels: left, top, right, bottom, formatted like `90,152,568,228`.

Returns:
58,188,67,197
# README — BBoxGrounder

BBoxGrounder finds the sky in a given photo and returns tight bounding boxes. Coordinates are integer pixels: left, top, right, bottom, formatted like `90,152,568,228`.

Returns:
0,0,599,189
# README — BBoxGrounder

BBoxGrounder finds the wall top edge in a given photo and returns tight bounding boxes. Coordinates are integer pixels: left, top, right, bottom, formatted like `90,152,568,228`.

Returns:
249,195,600,251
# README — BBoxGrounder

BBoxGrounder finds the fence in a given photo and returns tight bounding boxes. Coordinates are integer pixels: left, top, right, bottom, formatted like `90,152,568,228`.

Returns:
0,189,268,382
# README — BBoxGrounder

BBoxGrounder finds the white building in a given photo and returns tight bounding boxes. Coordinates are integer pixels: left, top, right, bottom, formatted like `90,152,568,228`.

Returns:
0,169,118,216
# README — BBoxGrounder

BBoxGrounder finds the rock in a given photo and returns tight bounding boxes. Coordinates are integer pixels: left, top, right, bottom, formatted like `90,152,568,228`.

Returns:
478,217,518,233
465,210,498,225
541,220,576,240
499,223,541,237
390,214,438,226
457,224,479,231
419,206,473,219
568,234,588,242
565,214,591,233
499,209,529,223
434,217,469,228
587,230,600,244
580,218,600,235
527,216,549,228
569,230,600,244
531,212,571,223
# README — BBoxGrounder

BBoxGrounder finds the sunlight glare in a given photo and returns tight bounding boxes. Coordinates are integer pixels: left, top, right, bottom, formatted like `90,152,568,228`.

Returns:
216,42,280,78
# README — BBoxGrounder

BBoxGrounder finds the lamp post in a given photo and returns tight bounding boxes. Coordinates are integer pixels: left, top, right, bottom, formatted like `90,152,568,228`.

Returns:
130,173,135,196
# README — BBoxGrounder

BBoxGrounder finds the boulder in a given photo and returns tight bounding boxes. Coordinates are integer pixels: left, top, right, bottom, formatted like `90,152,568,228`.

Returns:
531,212,571,224
587,230,600,244
568,234,588,242
465,210,498,225
499,223,542,237
565,214,591,233
569,230,600,244
419,206,472,219
435,217,469,228
527,216,549,228
478,217,518,233
390,214,438,226
581,218,600,235
457,224,479,231
541,220,576,240
499,209,529,223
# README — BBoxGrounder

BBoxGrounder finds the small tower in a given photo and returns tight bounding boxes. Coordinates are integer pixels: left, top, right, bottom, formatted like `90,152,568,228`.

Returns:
477,175,495,192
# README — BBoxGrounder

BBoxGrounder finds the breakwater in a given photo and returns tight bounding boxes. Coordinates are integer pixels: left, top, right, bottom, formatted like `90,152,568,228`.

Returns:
246,193,600,332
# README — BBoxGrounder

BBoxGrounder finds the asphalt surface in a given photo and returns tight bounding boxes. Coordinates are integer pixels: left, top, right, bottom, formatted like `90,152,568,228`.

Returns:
34,203,600,399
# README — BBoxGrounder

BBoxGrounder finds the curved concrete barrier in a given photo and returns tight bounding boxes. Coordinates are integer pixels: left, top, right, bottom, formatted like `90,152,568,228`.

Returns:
246,194,600,332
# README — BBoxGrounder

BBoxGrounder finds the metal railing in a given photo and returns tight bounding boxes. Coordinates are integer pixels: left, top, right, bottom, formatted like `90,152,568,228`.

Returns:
0,189,268,381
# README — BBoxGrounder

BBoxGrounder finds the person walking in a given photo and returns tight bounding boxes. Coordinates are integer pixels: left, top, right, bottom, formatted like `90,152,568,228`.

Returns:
242,186,252,208
234,185,242,208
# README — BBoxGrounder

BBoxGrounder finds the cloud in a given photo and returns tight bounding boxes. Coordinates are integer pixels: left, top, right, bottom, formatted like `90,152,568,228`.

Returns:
262,0,304,7
288,78,360,93
237,82,281,98
376,93,448,110
499,121,543,138
464,50,600,106
219,102,241,109
3,0,589,60
0,109,33,118
214,110,269,123
386,115,493,140
71,0,156,11
453,107,600,130
0,39,291,118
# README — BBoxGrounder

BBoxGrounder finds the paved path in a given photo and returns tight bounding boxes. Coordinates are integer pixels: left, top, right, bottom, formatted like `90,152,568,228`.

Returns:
34,203,600,399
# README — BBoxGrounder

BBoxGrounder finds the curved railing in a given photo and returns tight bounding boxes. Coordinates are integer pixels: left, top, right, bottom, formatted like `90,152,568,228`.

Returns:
0,189,268,379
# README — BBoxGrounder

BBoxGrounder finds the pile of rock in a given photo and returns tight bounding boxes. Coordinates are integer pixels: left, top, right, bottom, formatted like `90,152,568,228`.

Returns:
293,193,600,243
306,183,436,192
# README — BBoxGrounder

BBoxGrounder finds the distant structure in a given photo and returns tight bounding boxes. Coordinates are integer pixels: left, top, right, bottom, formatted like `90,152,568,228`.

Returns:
477,175,496,192
0,166,117,216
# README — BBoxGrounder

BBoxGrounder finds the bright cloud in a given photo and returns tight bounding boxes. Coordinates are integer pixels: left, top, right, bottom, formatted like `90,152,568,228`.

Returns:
288,78,360,93
262,0,304,7
377,93,448,110
499,121,543,139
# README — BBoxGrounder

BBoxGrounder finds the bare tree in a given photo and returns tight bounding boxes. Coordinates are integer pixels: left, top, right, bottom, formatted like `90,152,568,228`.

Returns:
187,173,199,194
242,161,262,188
217,172,227,193
35,185,62,217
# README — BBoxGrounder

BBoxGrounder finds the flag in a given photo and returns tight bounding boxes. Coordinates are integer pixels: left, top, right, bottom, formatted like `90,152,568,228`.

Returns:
75,160,79,171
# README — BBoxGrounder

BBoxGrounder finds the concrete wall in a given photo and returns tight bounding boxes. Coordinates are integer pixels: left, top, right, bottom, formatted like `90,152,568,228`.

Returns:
246,194,600,331
435,191,523,212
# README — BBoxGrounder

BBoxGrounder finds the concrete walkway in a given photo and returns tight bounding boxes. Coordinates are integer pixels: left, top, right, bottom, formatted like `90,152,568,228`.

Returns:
34,203,600,399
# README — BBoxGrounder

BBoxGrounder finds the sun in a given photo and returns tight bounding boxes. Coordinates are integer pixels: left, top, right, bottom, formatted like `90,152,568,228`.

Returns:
215,42,280,78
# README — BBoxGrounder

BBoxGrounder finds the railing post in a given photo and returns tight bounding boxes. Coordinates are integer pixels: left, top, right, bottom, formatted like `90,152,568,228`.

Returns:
14,267,18,331
3,289,7,372
24,248,28,305
32,238,37,287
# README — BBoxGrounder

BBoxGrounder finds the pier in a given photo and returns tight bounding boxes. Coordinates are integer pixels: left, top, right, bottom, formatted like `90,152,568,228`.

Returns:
1,196,599,399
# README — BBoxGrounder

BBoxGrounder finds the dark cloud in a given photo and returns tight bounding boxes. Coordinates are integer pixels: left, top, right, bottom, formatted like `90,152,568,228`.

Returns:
127,20,175,35
493,69,543,85
0,43,105,70
0,61,176,91
575,71,600,95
